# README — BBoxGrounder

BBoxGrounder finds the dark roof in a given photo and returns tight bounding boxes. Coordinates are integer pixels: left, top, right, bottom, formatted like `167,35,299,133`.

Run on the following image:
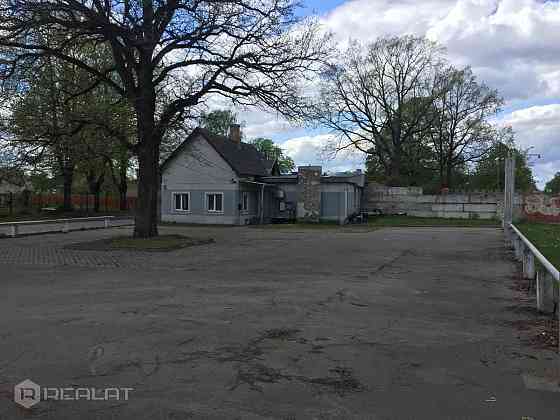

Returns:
161,127,275,177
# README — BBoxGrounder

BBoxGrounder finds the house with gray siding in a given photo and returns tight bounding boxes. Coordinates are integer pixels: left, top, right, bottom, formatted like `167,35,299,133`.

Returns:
160,125,365,225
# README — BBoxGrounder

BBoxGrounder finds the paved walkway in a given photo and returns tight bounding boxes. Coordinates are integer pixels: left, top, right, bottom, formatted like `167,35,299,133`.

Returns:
0,226,558,419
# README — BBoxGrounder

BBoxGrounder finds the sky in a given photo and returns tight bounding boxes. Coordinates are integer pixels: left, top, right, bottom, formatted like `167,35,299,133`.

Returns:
233,0,560,188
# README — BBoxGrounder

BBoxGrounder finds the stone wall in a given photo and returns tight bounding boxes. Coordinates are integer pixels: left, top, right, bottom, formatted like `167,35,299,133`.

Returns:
297,166,322,222
522,193,560,223
365,184,525,220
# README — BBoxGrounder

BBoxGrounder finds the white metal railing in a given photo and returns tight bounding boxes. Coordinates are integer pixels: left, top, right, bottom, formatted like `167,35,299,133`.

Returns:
508,223,559,318
0,216,134,238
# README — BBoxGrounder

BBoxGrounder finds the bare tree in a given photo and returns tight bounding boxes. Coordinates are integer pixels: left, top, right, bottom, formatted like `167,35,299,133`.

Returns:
308,36,446,185
430,67,503,188
0,1,330,237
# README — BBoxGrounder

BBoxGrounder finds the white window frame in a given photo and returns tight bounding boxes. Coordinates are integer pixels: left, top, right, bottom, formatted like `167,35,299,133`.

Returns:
241,191,249,213
172,192,190,212
206,192,224,213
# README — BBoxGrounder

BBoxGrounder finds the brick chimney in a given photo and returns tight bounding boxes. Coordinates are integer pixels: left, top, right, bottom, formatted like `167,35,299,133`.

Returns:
297,166,322,223
229,124,241,144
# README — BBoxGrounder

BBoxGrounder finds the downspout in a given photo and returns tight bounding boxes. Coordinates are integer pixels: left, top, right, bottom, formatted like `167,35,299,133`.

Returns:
342,187,348,225
260,184,265,224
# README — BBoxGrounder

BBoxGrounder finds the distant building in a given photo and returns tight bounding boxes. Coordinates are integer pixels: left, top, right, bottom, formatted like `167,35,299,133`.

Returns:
0,169,30,208
160,126,365,225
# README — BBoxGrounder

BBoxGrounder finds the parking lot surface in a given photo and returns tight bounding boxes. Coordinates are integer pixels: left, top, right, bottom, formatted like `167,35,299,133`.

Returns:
0,225,558,419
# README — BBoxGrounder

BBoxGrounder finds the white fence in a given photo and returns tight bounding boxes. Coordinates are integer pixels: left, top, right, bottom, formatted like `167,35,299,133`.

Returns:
508,224,559,352
0,216,134,237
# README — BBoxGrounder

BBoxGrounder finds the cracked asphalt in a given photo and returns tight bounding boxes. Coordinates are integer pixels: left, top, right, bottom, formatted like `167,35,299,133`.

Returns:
0,225,559,419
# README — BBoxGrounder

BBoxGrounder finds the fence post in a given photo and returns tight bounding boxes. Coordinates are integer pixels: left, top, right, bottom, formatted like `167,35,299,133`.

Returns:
514,238,523,261
104,216,110,229
9,224,18,238
62,220,70,233
523,250,536,280
536,269,557,314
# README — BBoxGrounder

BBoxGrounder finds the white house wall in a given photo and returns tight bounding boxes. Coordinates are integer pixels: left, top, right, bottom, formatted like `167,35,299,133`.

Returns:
161,134,241,224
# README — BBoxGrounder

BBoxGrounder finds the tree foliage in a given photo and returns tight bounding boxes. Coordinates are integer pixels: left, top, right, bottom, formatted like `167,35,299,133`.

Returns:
544,173,560,195
308,36,446,185
201,110,238,137
307,35,516,190
9,57,87,210
429,67,502,188
0,0,331,236
470,129,536,193
249,138,295,173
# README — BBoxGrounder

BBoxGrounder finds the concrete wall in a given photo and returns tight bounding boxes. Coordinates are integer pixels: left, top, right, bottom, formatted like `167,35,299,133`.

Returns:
161,134,242,224
365,184,524,220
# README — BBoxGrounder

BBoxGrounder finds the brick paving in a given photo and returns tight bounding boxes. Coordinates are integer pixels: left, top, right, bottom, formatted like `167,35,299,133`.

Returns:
0,226,159,269
0,224,236,269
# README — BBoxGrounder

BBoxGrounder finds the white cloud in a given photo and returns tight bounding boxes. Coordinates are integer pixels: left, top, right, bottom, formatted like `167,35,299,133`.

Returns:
238,112,293,139
322,0,456,43
323,0,560,101
281,134,366,173
500,104,560,187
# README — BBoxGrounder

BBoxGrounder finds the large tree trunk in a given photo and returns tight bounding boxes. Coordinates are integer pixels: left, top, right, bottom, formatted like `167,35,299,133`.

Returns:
388,143,402,186
119,189,128,211
388,125,402,186
118,158,128,211
439,159,446,189
388,159,401,186
87,171,104,213
134,88,160,238
93,191,101,213
62,169,73,212
445,163,453,190
119,178,128,211
135,141,160,237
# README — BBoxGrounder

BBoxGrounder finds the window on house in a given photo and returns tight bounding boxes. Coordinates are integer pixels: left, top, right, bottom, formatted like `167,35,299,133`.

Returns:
241,192,249,212
207,193,223,212
173,193,190,212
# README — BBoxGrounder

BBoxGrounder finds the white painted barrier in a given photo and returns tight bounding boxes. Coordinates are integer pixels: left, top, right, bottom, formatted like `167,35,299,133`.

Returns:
508,223,559,352
0,216,134,237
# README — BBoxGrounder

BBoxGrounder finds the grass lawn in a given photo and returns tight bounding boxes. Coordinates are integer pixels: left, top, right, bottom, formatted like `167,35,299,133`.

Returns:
260,216,499,230
367,215,500,228
257,221,343,230
516,223,560,270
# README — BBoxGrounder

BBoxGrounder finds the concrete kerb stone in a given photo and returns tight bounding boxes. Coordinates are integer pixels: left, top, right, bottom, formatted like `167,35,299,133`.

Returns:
536,269,558,314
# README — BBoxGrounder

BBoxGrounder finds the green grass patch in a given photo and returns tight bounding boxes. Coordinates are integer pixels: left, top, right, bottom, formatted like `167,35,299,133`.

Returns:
367,215,499,227
258,216,499,230
258,221,342,230
66,235,214,252
516,223,560,270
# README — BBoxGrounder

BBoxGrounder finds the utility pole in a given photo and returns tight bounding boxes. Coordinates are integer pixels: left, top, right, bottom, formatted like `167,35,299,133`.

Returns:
503,154,516,232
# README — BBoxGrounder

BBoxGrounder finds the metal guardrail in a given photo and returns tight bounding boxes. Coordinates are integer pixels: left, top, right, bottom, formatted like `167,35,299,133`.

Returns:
508,223,559,318
0,216,134,237
509,223,560,282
